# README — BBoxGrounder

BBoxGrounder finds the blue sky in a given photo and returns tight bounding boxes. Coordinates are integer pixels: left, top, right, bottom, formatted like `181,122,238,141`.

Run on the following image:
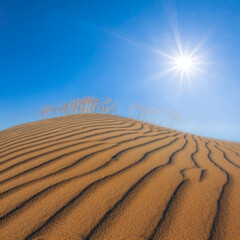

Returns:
0,0,239,141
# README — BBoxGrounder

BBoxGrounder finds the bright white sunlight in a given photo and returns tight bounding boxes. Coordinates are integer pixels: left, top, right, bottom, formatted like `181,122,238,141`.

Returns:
175,55,193,73
165,48,203,83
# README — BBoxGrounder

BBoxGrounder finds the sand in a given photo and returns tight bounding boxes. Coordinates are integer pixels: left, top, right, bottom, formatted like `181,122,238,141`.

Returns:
0,114,239,240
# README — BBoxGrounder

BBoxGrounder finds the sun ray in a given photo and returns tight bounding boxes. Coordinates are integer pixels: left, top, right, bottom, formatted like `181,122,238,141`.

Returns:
103,25,205,86
101,28,176,60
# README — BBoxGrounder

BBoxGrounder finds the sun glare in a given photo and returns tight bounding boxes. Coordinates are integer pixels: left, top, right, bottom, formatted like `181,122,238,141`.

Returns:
175,55,193,73
105,29,205,84
165,49,203,83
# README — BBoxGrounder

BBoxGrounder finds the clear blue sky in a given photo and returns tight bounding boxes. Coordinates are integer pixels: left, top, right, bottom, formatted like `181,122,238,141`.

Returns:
0,0,239,141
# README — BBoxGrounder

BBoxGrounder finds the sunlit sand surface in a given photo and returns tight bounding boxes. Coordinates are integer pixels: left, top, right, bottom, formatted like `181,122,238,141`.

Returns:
0,114,239,240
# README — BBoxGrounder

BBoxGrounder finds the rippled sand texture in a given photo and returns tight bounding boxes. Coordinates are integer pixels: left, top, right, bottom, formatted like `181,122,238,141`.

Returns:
0,114,239,240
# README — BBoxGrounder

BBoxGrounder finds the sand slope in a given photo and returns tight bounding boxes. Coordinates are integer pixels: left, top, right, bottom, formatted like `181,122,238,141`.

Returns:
0,114,239,240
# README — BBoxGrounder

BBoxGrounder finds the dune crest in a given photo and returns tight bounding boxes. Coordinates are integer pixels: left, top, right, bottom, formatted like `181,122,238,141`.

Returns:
0,114,239,240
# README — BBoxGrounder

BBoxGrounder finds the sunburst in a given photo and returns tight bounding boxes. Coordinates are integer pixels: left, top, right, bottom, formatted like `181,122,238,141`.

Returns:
167,50,203,83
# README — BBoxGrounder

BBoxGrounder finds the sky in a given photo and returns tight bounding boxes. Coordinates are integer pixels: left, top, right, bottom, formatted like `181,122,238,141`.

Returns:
0,0,239,142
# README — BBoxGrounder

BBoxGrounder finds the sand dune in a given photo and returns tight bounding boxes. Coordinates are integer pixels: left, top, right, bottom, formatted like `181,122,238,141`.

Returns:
0,114,239,240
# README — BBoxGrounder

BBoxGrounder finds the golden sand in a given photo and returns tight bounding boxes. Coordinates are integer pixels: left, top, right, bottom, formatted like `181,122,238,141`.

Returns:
0,114,239,240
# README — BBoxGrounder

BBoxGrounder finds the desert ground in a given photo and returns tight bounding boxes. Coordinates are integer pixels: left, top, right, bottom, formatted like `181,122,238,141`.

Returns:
0,114,239,240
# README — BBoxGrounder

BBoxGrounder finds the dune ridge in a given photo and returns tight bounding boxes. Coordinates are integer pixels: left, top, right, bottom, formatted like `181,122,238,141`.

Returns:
0,114,239,240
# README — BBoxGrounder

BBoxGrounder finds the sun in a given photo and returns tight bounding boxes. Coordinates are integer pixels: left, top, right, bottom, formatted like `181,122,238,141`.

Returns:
175,55,193,73
164,50,203,83
103,28,205,84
